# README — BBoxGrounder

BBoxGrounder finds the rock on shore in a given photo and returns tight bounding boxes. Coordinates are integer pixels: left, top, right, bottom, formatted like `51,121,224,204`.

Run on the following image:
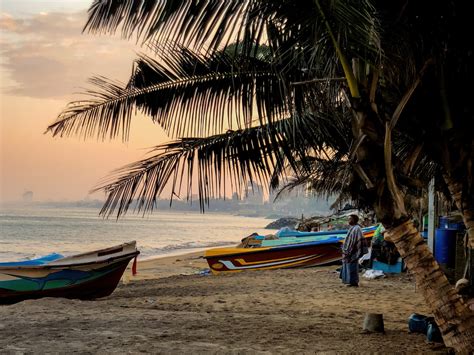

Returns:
265,217,300,229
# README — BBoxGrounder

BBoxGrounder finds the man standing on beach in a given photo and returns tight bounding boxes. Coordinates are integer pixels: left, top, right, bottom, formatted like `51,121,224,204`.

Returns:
340,214,366,287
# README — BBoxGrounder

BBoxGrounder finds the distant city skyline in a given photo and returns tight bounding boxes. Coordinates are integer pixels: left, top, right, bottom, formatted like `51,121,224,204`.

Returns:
1,191,333,220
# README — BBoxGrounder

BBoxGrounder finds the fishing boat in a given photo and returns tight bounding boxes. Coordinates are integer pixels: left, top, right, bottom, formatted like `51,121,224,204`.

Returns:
0,241,139,305
204,226,376,274
262,225,377,247
205,238,343,274
275,225,377,238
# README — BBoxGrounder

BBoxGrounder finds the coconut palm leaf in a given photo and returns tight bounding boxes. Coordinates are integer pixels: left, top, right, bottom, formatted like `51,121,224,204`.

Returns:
95,109,349,217
274,116,443,212
85,0,381,70
274,154,350,199
281,145,437,214
47,46,290,140
85,0,251,52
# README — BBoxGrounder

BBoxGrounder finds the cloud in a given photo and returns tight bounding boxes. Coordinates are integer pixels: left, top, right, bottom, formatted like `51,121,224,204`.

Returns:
0,12,21,31
0,11,139,99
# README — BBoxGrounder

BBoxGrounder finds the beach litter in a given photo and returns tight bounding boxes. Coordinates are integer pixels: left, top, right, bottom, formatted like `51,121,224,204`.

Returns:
408,313,443,343
362,269,385,279
363,313,385,333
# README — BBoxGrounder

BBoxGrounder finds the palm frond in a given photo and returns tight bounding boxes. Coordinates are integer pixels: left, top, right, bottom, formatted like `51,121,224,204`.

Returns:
95,109,349,217
275,121,440,213
392,131,438,185
85,1,381,72
47,47,288,140
85,0,254,52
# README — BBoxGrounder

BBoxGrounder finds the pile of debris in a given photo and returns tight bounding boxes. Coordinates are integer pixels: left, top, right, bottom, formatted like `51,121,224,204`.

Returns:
296,209,375,231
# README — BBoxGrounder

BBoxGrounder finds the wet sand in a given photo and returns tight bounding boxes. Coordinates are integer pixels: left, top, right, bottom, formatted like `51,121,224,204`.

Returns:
0,252,448,353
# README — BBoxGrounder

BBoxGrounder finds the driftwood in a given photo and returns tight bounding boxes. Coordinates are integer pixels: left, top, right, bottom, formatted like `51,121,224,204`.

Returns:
363,313,385,333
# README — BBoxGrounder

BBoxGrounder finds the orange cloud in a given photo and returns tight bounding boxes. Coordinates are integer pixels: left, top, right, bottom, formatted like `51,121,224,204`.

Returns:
0,13,21,31
1,11,140,99
0,10,170,202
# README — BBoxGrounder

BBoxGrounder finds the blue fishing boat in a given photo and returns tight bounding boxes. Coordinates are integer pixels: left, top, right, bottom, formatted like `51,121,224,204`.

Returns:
261,225,377,247
0,241,139,305
204,226,377,274
275,225,377,238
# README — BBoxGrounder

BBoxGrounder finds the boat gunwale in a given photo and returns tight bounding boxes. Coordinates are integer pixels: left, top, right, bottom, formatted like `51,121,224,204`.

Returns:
204,241,342,259
60,241,137,259
0,251,139,271
204,233,373,260
277,226,377,238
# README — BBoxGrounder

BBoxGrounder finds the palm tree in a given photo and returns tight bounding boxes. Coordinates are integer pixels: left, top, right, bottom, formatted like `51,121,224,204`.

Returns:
47,0,474,350
380,0,474,250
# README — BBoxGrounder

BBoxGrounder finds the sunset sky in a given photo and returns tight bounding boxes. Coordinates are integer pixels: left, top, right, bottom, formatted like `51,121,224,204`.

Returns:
0,0,170,202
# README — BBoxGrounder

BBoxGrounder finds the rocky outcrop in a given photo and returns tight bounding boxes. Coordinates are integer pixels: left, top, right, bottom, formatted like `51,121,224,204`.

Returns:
265,217,300,230
265,209,373,231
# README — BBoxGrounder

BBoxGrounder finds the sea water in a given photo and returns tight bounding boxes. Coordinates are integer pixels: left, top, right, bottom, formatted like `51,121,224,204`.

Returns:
0,205,273,262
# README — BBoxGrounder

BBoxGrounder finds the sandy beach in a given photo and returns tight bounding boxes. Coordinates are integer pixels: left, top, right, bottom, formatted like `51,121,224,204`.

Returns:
0,252,448,354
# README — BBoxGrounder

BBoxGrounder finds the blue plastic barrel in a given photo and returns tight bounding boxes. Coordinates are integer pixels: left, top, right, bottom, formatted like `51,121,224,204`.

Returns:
426,322,443,343
438,216,449,229
435,228,457,267
448,221,465,231
408,313,433,334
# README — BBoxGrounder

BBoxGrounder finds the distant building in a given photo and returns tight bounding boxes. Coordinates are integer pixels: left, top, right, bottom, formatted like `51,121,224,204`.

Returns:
242,182,264,205
22,190,33,202
231,192,240,202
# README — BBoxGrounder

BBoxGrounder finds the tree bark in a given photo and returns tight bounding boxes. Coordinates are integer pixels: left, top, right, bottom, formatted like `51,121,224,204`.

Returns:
443,173,474,249
386,221,474,352
349,96,474,352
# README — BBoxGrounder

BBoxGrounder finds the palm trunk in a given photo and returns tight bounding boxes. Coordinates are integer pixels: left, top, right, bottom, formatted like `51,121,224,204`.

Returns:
386,221,474,352
350,98,474,352
443,174,474,249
